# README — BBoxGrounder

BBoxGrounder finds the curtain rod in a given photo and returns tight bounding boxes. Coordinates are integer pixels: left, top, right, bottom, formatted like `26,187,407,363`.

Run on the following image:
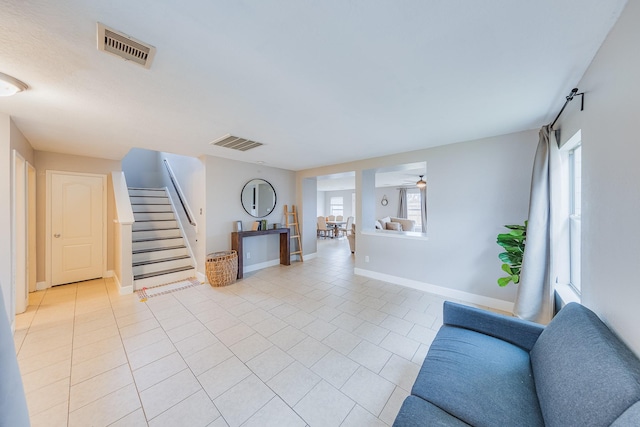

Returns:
550,87,584,129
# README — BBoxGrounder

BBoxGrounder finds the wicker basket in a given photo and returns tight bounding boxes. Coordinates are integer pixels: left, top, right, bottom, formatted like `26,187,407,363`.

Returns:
206,250,238,287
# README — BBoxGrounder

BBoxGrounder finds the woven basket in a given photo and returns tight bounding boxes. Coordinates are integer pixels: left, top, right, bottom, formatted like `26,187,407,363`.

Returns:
206,250,238,287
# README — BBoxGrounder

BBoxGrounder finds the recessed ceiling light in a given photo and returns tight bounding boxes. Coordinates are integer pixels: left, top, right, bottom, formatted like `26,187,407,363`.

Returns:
0,71,28,96
256,161,265,164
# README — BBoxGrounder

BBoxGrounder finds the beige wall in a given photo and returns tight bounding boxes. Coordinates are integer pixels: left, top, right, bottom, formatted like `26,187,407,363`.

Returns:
34,151,121,283
555,1,640,355
0,115,12,321
1,116,36,323
298,129,538,309
205,156,296,268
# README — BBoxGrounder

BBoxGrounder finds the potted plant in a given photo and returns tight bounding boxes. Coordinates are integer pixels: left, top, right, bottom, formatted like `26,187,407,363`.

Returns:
496,222,527,287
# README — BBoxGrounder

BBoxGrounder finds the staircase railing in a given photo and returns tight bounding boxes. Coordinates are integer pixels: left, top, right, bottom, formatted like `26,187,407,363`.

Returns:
163,159,196,227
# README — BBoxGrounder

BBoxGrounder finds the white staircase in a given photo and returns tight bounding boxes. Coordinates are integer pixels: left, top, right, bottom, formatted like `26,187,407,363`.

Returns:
129,188,196,289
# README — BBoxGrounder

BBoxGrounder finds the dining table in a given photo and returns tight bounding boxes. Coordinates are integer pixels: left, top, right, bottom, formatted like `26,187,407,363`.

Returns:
325,220,347,238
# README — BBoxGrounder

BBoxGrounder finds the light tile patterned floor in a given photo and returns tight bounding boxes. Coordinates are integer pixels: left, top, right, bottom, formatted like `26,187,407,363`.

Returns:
14,238,451,427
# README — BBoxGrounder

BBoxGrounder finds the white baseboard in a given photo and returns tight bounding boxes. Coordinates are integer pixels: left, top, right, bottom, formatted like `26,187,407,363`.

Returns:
196,271,206,284
35,281,48,291
244,259,282,274
302,252,318,260
354,268,514,313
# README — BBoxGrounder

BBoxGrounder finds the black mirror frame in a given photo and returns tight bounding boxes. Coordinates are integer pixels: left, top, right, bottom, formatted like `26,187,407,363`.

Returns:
240,178,277,218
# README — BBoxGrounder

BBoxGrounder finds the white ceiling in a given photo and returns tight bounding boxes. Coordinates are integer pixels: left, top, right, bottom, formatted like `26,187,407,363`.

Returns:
0,1,627,171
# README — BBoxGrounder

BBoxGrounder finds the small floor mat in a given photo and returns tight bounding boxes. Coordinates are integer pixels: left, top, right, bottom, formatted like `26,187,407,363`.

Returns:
137,278,201,302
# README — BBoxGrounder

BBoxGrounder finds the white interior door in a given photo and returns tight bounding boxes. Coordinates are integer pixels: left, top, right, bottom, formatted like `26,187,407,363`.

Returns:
12,151,27,314
50,172,105,286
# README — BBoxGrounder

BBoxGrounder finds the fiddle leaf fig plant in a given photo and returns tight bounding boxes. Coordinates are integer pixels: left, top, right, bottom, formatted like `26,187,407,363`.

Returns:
496,222,527,287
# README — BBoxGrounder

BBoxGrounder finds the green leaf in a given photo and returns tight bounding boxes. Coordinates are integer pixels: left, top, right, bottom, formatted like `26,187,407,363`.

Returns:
511,274,520,283
498,277,512,287
505,224,526,231
501,264,512,274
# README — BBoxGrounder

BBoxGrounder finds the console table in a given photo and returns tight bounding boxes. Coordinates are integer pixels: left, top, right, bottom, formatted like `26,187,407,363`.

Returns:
231,228,290,279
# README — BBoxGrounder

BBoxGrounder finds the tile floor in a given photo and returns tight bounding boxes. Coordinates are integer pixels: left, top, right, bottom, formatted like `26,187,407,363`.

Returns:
14,238,453,426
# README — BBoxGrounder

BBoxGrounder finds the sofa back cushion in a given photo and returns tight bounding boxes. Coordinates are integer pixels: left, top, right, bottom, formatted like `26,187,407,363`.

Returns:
530,303,640,427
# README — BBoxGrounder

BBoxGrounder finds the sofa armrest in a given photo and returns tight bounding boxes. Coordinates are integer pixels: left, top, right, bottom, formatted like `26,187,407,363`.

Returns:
443,301,544,351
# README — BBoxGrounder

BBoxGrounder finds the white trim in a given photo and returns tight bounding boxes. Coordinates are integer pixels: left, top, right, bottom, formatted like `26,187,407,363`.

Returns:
244,259,281,274
361,229,428,240
303,252,318,260
196,271,206,284
36,281,48,291
354,267,514,313
555,282,581,310
112,273,133,295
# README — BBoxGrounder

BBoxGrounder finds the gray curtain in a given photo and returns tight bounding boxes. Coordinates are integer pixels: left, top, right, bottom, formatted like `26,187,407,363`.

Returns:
398,188,407,218
514,125,558,324
420,187,427,233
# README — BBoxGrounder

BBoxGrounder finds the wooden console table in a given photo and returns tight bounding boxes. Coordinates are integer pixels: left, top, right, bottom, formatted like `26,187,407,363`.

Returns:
231,228,290,279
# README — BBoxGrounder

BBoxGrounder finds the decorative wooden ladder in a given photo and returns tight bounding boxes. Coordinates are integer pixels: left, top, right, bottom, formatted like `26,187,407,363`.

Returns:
284,205,303,262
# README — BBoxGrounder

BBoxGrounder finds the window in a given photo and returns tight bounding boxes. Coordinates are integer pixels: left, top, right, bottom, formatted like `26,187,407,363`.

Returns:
406,190,422,231
351,192,356,218
330,196,344,217
569,144,582,293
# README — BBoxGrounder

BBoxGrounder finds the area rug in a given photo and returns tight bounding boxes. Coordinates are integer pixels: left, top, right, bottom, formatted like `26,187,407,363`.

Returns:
137,277,201,302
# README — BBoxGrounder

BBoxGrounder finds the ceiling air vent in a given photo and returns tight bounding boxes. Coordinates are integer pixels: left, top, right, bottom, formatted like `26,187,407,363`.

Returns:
211,134,263,152
97,23,156,69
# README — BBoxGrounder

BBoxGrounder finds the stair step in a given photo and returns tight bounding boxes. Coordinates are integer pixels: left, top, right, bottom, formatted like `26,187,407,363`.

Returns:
134,268,196,289
133,257,192,276
132,237,184,251
128,189,167,197
134,212,176,221
133,220,178,231
134,265,194,281
130,196,171,205
132,228,181,240
133,255,191,267
132,247,189,263
132,205,174,213
133,245,187,254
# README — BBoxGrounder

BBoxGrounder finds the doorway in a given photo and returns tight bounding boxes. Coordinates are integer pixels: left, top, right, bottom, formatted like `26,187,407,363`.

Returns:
46,171,106,287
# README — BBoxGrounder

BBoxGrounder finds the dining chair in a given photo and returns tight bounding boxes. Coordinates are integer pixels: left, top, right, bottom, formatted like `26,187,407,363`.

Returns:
317,216,333,238
336,215,343,221
339,216,354,237
327,215,336,221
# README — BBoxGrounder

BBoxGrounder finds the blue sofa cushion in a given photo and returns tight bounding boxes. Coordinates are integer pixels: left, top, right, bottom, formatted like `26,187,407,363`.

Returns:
412,325,544,427
393,395,470,426
530,303,640,427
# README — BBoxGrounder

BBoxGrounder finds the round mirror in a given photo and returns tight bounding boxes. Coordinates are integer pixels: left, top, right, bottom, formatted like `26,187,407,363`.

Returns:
241,179,277,218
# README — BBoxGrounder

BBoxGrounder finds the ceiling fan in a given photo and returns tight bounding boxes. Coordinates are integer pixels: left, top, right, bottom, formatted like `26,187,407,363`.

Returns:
401,174,427,188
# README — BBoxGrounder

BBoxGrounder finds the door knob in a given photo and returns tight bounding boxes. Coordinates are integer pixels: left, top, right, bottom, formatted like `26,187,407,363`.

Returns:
54,233,61,238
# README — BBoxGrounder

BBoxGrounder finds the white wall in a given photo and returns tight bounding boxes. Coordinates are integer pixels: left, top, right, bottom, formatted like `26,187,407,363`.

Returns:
316,191,325,217
122,148,162,188
159,152,207,276
375,187,400,219
205,156,296,269
556,0,640,356
298,129,537,309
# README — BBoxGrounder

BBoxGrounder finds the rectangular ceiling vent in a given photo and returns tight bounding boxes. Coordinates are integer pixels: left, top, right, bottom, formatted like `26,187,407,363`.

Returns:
211,134,263,152
97,23,156,69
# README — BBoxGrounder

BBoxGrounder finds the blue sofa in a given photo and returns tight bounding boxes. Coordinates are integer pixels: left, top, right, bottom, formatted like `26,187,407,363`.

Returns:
393,301,640,426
